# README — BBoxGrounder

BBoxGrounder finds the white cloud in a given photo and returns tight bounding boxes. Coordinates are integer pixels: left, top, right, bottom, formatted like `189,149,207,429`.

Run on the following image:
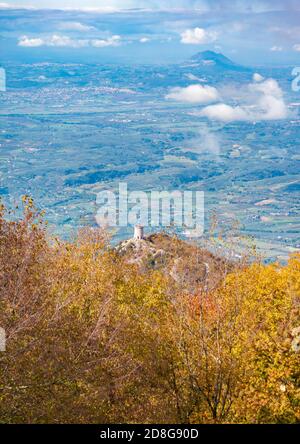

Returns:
249,78,283,97
198,128,221,157
180,27,218,45
185,127,221,158
91,35,121,47
18,34,88,47
18,34,121,48
166,84,219,104
200,103,248,122
293,44,300,51
185,73,206,82
200,78,287,122
47,35,89,47
18,36,44,47
270,45,283,51
57,21,96,32
257,93,287,120
253,73,264,82
0,2,34,8
140,37,150,43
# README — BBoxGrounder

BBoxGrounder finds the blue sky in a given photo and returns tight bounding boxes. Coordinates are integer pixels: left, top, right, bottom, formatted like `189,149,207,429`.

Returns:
1,0,300,64
1,0,300,11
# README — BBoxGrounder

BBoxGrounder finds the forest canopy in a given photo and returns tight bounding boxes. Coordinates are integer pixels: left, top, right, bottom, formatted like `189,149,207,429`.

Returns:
0,198,299,424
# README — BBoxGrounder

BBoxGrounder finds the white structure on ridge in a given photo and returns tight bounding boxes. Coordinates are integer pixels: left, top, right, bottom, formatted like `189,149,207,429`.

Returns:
134,225,144,240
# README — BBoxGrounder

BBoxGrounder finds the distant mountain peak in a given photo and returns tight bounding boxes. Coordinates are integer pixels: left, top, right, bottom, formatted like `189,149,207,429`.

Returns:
189,50,247,71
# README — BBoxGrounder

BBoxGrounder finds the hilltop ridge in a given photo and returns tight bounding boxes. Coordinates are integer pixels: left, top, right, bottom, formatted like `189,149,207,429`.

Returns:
116,230,232,293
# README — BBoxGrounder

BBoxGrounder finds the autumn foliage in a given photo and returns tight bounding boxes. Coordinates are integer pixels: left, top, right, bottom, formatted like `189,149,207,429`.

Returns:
0,198,299,423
